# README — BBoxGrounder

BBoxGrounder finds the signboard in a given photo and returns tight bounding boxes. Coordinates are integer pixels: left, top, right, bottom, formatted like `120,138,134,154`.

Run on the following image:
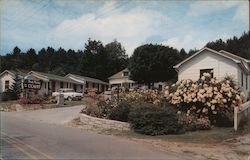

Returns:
23,75,43,90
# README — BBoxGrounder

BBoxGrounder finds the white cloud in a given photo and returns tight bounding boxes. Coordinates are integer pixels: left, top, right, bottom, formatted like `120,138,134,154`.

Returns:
51,1,168,56
233,2,249,26
161,34,207,51
187,1,243,17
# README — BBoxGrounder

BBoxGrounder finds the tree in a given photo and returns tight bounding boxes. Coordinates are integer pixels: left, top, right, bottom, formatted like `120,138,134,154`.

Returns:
24,48,37,69
9,71,22,100
81,38,107,79
11,46,22,69
80,39,128,81
179,48,187,59
205,31,250,60
105,40,128,77
128,44,183,85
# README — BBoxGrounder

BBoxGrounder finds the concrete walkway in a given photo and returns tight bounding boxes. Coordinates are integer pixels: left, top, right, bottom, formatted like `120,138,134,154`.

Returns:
3,105,84,125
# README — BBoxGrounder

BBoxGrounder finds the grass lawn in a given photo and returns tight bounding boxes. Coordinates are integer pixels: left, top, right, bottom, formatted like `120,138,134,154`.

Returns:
103,119,250,144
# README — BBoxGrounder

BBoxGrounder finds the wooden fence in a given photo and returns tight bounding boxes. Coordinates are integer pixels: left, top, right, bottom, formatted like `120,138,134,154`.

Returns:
234,101,250,131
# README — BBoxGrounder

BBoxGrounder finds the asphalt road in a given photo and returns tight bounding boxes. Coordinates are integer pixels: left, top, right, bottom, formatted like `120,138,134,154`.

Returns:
0,109,192,160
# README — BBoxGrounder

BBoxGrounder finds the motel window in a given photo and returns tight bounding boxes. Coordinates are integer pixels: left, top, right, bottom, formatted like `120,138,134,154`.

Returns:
158,84,162,91
241,72,244,87
60,82,64,88
200,69,213,78
92,83,95,88
45,83,47,89
246,76,248,90
67,83,69,88
86,82,89,88
123,71,129,77
5,80,9,90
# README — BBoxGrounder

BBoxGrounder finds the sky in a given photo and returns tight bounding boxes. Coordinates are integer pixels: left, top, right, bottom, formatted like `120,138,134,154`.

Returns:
0,0,249,56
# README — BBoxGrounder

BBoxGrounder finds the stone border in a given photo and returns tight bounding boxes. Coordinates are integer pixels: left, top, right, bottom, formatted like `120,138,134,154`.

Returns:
79,113,130,131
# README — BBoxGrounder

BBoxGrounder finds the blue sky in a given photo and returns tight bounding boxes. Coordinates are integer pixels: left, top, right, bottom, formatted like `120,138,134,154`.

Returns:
0,0,249,56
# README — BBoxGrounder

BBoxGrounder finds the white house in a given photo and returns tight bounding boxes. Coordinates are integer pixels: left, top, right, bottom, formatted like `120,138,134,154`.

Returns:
108,68,165,91
108,68,136,89
65,74,109,93
173,47,250,99
0,70,28,93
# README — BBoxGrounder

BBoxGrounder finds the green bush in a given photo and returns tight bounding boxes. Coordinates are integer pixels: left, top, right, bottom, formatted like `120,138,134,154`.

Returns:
209,110,233,127
108,101,132,122
128,103,183,135
1,91,16,101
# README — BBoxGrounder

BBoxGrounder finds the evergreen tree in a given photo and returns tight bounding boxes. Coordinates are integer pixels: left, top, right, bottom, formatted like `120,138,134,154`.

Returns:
9,71,22,100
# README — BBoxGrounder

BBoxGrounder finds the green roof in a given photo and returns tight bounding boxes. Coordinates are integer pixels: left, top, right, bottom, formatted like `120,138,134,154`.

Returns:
30,71,82,84
66,74,109,85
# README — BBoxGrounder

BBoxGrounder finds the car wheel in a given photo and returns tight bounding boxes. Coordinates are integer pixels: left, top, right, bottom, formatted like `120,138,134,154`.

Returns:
68,97,72,101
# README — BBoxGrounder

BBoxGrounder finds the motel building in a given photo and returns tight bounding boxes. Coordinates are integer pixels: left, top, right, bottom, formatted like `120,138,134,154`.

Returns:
0,70,109,96
27,71,83,95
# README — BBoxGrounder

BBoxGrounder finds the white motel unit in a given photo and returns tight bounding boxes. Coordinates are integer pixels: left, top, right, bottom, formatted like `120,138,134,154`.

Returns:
173,47,250,99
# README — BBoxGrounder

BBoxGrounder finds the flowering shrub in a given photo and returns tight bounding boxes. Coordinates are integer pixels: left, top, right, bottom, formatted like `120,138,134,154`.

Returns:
118,89,163,106
165,73,245,118
18,95,47,104
178,114,211,131
83,89,164,121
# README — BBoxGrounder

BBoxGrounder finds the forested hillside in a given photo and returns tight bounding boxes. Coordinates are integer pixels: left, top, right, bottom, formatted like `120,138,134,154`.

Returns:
1,31,249,81
205,31,250,59
0,39,128,81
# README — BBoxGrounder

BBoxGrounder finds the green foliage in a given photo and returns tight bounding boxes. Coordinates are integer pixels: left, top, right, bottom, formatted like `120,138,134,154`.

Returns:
128,103,183,136
9,72,22,100
205,31,250,60
108,101,132,122
0,39,128,81
0,91,16,101
128,44,184,83
209,110,233,127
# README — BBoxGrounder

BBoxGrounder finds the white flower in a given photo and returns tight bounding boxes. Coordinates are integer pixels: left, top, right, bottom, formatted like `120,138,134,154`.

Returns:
164,90,169,97
222,99,227,103
211,100,217,104
201,76,206,80
211,105,215,110
193,98,197,102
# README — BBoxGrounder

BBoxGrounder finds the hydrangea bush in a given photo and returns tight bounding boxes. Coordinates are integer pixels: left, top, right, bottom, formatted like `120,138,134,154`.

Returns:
164,73,246,117
111,89,163,107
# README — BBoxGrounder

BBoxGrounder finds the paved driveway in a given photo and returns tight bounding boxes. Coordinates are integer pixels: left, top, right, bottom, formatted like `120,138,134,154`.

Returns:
3,105,84,125
1,106,193,159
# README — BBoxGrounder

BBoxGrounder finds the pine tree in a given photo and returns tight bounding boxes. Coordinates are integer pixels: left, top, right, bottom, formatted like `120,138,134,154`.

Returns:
9,71,22,100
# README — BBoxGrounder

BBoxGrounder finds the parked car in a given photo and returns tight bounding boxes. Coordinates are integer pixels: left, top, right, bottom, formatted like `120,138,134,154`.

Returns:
52,88,83,101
